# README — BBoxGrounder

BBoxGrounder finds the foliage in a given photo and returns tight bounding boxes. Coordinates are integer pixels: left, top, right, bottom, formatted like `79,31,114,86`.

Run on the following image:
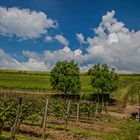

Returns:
90,64,118,93
79,102,96,117
0,95,18,136
50,60,81,95
20,97,43,125
48,99,67,119
0,94,44,136
0,95,18,131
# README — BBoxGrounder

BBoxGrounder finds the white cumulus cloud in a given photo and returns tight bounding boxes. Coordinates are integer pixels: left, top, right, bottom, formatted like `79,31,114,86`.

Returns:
45,36,53,42
62,47,71,53
74,49,82,56
0,6,57,39
108,33,118,44
21,58,48,71
86,10,140,73
76,33,86,44
55,34,69,46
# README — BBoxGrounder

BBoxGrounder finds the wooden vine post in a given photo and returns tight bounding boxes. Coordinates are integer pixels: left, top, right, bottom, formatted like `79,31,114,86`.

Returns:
64,100,71,131
42,99,49,139
11,97,22,140
138,91,140,121
101,94,104,112
76,102,80,125
95,95,99,118
0,121,3,138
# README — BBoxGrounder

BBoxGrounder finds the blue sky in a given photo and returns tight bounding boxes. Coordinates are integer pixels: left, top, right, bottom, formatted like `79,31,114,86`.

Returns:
0,0,140,72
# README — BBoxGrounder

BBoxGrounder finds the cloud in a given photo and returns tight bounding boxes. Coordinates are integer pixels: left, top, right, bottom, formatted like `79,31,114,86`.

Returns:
1,10,140,73
21,58,48,71
55,34,69,46
76,33,86,44
0,6,57,39
62,47,71,53
22,48,83,70
80,64,94,72
0,49,50,71
0,47,84,71
74,49,82,56
0,49,24,70
108,33,118,44
86,10,140,73
45,36,53,42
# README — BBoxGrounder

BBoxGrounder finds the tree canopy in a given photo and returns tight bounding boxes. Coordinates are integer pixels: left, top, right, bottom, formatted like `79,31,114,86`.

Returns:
90,64,118,93
50,60,81,95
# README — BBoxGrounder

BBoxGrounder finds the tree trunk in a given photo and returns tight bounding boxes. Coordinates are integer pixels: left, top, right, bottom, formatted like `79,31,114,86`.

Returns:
17,117,24,134
40,113,44,128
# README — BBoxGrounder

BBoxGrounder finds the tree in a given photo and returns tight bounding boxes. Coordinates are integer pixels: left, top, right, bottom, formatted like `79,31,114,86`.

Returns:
50,60,81,95
90,64,118,112
90,64,118,93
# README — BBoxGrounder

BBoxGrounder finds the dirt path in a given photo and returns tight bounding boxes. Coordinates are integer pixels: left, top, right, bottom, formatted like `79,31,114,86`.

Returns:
19,124,104,140
108,111,128,118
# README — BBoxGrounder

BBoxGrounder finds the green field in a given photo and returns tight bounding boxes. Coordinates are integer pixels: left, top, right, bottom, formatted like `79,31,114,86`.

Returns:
0,70,52,92
0,69,92,92
0,69,140,104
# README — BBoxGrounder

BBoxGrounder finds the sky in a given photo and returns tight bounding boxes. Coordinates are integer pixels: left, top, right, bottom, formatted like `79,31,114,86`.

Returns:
0,0,140,73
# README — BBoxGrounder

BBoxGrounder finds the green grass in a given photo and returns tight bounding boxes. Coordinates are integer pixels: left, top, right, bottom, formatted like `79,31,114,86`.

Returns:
1,131,41,140
70,119,140,140
112,75,140,106
42,118,140,140
0,70,51,91
0,70,140,105
1,116,140,140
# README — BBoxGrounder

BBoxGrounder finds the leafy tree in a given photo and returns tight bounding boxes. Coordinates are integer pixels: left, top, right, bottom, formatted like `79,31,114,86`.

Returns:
90,64,118,93
90,64,118,112
50,60,81,95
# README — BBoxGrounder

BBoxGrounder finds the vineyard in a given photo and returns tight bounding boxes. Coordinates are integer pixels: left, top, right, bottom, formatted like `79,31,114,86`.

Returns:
0,70,140,139
1,92,140,140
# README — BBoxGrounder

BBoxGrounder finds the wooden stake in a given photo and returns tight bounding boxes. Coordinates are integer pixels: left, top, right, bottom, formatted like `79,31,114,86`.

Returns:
101,94,104,112
76,102,80,125
95,95,99,118
11,97,22,140
64,100,71,131
42,99,49,139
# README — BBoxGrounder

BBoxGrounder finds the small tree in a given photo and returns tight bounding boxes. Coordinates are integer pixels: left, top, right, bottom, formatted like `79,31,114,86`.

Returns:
90,64,118,112
90,64,118,93
50,60,81,95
